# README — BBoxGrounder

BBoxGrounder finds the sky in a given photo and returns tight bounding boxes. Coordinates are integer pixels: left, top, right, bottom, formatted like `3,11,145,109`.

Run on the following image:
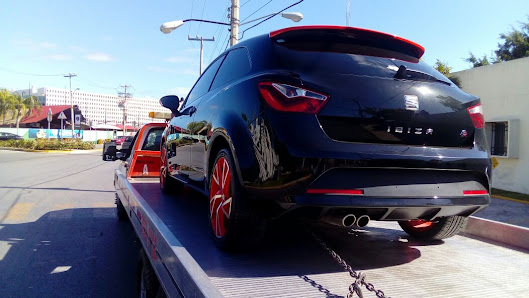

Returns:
1,0,528,100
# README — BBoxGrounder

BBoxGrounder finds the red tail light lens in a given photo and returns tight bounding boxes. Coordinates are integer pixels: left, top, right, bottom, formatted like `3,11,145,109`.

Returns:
307,189,364,195
467,103,484,129
463,190,489,196
258,82,329,113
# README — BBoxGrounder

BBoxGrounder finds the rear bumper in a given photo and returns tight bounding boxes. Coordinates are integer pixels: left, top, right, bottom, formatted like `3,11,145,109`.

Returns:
292,194,490,221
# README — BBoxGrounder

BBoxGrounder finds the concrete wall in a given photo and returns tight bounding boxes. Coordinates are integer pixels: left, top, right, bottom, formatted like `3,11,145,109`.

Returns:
452,57,529,194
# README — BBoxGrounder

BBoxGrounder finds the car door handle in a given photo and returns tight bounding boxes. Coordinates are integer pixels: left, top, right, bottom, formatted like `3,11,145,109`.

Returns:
189,106,196,116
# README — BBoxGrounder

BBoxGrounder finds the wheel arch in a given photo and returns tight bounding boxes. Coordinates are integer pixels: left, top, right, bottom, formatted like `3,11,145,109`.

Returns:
206,128,255,192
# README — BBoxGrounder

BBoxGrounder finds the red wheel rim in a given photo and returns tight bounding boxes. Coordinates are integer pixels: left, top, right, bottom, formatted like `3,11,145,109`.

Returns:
210,156,232,238
160,144,167,187
402,219,435,232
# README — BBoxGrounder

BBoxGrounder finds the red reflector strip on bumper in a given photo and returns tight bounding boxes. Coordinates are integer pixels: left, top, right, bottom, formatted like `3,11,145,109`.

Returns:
463,190,489,196
307,189,364,195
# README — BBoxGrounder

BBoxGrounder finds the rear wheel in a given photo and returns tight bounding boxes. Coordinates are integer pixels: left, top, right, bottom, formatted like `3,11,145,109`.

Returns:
159,141,182,193
209,149,265,250
116,195,127,221
399,216,468,240
137,249,160,298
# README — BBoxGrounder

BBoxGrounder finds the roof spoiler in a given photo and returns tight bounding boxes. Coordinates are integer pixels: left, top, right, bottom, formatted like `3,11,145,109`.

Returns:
269,25,425,60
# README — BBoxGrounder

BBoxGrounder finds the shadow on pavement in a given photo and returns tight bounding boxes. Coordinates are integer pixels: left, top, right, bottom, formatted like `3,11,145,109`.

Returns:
0,208,139,297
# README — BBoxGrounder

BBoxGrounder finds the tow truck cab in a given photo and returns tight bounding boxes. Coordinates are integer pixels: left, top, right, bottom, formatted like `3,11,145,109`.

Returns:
104,112,170,179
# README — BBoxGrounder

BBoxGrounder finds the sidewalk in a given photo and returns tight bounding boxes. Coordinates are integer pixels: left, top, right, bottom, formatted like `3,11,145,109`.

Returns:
474,196,529,228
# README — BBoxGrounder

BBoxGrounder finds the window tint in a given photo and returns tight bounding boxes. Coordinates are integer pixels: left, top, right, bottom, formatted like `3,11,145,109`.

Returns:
275,42,450,84
211,48,251,90
185,56,225,105
142,128,164,151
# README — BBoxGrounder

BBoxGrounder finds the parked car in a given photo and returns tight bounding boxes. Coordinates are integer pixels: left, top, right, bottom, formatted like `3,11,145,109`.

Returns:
0,132,23,140
159,26,491,250
121,136,134,151
111,136,132,146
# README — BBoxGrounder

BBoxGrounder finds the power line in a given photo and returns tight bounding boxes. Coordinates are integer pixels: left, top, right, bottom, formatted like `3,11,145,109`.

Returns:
240,0,255,8
188,0,196,36
196,0,208,35
240,0,304,40
0,67,63,77
208,0,232,63
241,0,273,22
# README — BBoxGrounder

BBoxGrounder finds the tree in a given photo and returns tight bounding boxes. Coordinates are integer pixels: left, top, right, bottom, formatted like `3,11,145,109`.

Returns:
495,20,529,61
0,89,14,125
466,17,529,67
434,59,452,75
11,93,41,131
434,59,462,87
465,53,491,68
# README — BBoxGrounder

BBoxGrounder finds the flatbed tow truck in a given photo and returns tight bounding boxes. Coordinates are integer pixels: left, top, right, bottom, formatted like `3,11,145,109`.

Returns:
110,117,529,297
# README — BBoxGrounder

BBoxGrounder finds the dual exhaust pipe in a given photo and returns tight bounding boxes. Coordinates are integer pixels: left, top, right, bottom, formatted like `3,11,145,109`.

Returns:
323,213,370,228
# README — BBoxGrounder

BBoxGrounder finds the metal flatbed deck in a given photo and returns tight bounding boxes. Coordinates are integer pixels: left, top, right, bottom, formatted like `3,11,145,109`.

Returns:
115,171,529,297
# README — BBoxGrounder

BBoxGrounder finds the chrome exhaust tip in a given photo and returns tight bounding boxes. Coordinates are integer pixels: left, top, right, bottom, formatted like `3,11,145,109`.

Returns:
355,215,370,228
342,214,357,227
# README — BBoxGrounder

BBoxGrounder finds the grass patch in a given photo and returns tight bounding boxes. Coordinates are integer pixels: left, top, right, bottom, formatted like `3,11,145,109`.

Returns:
0,139,95,150
492,188,529,203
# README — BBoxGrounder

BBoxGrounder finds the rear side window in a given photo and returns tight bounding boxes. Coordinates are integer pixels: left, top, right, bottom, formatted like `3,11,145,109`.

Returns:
186,55,225,104
210,48,251,90
142,128,164,151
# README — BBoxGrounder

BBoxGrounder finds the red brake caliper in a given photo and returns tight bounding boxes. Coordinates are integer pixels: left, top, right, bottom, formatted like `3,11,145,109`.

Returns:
210,157,232,238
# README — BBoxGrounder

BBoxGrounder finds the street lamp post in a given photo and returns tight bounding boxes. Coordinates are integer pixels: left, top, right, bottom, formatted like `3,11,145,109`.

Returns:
160,11,303,46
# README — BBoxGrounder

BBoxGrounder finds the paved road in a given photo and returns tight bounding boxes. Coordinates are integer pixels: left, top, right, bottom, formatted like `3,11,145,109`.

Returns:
0,150,139,297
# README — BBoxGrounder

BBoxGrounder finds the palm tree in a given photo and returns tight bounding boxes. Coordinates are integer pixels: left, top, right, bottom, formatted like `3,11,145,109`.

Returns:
12,93,26,131
23,95,42,119
12,94,42,131
0,89,13,126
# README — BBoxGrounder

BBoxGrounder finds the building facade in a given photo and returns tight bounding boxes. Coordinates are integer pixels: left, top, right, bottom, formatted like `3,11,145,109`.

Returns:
452,57,529,194
15,87,168,127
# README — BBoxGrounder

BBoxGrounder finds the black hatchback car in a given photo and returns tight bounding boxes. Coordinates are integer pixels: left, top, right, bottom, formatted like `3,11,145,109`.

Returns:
160,26,491,249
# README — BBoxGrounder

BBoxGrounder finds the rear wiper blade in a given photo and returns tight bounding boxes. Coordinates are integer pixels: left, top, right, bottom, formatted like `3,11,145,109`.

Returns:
394,65,451,86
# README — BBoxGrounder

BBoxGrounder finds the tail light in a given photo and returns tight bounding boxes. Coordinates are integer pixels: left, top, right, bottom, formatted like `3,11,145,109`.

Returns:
258,82,329,113
463,190,489,196
467,103,484,128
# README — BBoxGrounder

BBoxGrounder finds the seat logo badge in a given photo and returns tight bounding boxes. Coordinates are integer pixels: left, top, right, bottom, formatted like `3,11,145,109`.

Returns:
460,130,468,137
404,95,419,111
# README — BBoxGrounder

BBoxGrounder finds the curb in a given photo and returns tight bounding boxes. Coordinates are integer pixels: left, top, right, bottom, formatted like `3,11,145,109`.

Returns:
462,216,529,250
0,147,101,153
492,195,529,205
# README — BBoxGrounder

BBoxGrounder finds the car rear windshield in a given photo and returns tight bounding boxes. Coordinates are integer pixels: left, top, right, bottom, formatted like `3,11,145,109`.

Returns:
273,39,449,84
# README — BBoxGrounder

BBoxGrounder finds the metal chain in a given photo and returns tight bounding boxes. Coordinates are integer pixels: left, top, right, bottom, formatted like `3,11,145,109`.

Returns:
311,232,388,298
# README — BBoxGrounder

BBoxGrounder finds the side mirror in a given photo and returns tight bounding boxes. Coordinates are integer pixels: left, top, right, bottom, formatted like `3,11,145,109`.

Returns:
116,152,127,161
160,95,181,116
102,141,117,161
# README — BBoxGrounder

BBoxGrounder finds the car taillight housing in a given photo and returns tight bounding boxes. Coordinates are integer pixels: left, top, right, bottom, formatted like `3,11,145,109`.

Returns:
258,82,329,113
467,103,484,129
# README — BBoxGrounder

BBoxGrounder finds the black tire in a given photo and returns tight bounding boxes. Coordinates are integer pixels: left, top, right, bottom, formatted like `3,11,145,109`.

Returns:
159,141,182,194
137,249,160,298
208,148,266,250
116,195,127,221
399,216,468,240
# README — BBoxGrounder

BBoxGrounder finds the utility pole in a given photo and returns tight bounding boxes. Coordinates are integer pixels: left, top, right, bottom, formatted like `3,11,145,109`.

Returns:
64,73,77,138
118,85,132,136
230,0,239,46
188,35,215,74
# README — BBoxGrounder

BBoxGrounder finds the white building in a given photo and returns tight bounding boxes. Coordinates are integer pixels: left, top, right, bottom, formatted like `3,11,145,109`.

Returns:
452,57,528,194
15,87,169,127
